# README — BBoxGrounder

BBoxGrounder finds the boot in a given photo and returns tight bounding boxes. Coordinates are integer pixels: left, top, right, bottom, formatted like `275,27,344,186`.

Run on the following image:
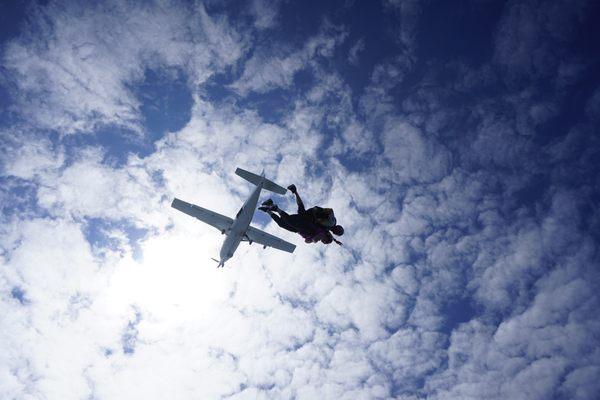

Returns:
261,199,274,207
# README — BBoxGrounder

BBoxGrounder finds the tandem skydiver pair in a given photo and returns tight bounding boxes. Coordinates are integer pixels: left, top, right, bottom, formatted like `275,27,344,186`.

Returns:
259,184,344,246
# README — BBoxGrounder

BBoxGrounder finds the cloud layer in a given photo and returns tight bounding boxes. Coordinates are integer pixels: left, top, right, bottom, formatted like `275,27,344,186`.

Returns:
1,0,599,399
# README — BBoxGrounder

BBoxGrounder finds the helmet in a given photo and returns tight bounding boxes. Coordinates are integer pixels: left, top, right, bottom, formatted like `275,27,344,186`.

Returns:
330,225,344,236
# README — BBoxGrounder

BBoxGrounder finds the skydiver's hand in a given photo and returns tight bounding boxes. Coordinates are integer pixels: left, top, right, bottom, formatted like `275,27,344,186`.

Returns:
287,184,297,194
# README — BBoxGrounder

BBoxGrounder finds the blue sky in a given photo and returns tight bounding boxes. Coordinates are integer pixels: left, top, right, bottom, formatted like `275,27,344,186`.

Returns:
1,0,600,399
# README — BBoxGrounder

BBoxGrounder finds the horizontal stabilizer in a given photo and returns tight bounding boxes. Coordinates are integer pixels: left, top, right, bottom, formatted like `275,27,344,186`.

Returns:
211,258,225,268
235,167,287,195
246,225,296,253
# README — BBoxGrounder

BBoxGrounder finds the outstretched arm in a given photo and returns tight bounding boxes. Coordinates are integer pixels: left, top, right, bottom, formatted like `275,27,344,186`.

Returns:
294,192,306,213
288,184,306,213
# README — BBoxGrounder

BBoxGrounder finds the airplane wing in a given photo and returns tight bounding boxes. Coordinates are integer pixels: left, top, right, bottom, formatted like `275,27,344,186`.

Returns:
246,225,296,253
171,198,233,232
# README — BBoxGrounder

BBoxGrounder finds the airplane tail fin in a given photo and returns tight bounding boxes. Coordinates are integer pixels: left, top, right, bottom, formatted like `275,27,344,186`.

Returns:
235,167,287,195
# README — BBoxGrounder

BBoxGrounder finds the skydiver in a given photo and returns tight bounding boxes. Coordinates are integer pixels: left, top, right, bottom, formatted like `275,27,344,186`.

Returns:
258,184,344,245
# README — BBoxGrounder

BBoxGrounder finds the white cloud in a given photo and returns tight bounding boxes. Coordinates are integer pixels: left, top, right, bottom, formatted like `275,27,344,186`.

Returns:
3,1,246,134
1,0,599,399
560,366,600,400
249,0,281,30
382,118,451,184
383,0,422,54
35,148,163,223
0,131,64,180
347,38,365,65
359,57,415,120
230,26,347,95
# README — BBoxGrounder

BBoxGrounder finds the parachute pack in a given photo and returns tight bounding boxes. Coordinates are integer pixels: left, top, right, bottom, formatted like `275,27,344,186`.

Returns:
310,206,337,228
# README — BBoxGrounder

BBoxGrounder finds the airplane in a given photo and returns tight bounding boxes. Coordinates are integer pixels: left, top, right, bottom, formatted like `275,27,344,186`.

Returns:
171,168,296,268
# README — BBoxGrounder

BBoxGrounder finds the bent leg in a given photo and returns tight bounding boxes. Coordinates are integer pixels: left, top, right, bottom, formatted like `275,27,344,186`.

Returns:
268,211,298,233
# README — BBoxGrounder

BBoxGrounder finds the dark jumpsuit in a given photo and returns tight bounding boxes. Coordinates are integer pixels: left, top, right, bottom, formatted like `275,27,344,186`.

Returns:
268,192,325,240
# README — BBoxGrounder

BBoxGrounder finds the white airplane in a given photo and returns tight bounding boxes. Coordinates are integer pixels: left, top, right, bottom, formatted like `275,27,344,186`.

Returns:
171,168,296,268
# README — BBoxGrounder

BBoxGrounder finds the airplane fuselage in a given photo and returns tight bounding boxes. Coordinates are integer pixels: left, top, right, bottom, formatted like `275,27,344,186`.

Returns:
218,180,263,265
171,167,295,268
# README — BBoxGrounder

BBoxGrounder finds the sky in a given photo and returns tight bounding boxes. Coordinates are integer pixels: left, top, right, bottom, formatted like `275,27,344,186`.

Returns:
1,0,600,399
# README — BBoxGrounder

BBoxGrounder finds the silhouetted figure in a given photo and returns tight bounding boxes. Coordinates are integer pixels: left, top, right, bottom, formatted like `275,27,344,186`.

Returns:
259,184,344,245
